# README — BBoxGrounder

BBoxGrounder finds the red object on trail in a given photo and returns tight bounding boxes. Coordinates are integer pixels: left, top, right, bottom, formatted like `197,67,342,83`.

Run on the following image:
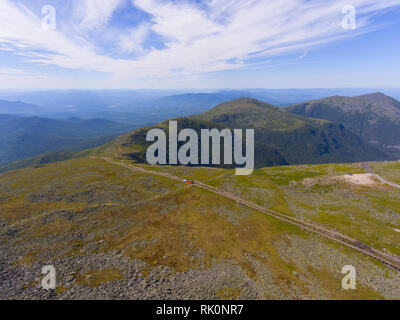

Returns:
184,179,194,184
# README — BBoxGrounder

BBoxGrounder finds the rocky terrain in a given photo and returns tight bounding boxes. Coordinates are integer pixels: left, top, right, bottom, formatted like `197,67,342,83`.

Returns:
1,157,400,299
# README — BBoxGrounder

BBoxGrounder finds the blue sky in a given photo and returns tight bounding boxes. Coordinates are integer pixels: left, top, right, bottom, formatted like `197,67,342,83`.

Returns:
0,0,399,89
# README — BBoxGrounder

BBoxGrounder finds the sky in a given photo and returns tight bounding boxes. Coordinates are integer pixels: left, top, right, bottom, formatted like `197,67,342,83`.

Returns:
0,0,399,90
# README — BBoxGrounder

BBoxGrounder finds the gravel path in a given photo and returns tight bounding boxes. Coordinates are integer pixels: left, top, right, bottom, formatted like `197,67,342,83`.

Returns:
362,163,400,189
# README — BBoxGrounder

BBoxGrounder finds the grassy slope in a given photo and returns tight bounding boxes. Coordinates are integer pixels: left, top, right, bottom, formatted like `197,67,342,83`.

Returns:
125,159,400,257
0,142,111,173
370,161,400,185
1,156,399,299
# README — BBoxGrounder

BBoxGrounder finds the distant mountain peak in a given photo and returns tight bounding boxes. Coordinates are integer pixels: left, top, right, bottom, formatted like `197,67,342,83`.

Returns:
207,97,278,113
287,92,400,150
222,97,271,105
295,92,400,113
365,92,387,96
357,92,397,102
0,99,45,116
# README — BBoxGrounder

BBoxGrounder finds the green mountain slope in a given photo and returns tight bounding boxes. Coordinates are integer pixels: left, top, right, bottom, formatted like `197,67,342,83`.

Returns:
287,93,400,153
193,98,386,165
0,115,134,164
120,117,288,169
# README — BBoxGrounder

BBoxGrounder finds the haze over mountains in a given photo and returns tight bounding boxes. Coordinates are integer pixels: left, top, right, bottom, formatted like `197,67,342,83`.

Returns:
0,100,47,116
0,115,133,165
1,88,400,123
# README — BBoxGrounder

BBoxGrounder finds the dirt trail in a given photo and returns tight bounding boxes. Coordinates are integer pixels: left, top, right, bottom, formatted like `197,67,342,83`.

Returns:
362,163,400,189
342,173,377,186
99,157,400,272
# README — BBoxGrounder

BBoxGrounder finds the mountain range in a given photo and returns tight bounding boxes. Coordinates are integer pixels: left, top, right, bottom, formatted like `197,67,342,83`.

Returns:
122,98,387,168
0,115,134,165
2,89,400,124
287,92,400,156
2,92,400,171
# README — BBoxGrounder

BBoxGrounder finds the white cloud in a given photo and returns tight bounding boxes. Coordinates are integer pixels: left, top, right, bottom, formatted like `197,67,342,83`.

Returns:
0,0,127,73
295,52,308,60
126,0,388,76
0,0,399,88
73,0,125,31
133,0,223,44
0,67,30,75
119,24,151,53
